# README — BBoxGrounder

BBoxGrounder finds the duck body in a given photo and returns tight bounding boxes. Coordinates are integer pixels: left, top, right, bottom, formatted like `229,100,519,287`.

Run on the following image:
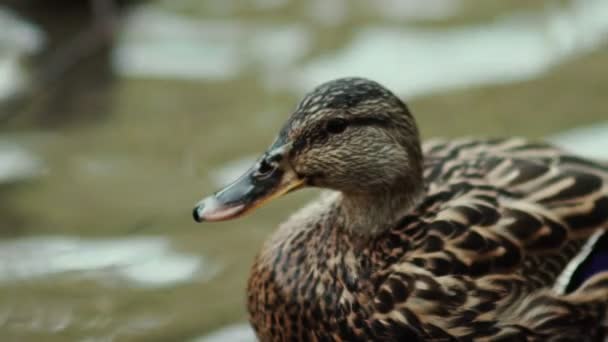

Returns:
192,78,608,341
248,137,608,341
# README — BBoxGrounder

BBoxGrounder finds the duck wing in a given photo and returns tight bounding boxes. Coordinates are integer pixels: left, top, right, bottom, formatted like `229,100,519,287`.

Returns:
369,138,608,340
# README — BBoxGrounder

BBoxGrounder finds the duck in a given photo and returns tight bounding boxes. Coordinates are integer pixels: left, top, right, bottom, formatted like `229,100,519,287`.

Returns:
192,77,608,341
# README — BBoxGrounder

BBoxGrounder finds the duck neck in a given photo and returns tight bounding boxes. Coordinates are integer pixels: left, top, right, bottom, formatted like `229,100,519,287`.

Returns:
339,183,424,237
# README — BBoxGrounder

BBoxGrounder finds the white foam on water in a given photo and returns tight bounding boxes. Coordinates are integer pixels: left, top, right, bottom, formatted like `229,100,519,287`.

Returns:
0,236,215,287
115,0,608,97
0,6,44,53
0,6,45,101
292,0,608,97
550,121,608,160
0,58,28,102
113,7,242,80
113,5,311,82
193,323,256,342
0,142,43,183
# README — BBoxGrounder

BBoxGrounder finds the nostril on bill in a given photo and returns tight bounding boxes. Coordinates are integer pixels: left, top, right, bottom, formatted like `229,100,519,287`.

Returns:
258,159,275,175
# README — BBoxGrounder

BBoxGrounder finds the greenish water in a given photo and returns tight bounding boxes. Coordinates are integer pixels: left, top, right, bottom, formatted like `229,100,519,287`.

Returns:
1,0,608,340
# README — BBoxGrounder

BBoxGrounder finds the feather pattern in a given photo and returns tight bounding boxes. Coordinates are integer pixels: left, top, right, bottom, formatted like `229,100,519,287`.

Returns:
248,137,608,341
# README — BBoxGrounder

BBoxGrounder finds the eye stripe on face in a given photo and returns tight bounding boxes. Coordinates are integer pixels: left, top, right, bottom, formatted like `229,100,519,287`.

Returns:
289,116,393,155
348,116,392,128
325,118,348,134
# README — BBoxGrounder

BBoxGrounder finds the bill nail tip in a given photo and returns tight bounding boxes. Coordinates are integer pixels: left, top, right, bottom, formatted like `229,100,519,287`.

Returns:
192,206,203,222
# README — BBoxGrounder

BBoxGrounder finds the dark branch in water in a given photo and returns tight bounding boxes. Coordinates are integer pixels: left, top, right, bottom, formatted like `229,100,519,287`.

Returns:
0,0,138,125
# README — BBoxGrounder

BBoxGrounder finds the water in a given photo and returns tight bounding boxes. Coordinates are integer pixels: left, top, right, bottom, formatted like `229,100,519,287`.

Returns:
0,5,44,101
293,0,608,97
0,141,42,183
0,236,209,287
114,5,313,87
194,323,256,342
0,0,607,340
112,0,608,99
551,121,608,160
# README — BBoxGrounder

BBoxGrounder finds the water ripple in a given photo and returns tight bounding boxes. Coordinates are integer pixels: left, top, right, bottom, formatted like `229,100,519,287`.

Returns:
0,236,217,287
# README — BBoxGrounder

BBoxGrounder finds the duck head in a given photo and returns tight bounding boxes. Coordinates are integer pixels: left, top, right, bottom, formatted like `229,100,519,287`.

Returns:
193,77,424,233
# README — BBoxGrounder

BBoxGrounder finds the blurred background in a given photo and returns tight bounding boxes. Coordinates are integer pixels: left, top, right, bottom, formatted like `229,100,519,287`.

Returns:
0,0,607,340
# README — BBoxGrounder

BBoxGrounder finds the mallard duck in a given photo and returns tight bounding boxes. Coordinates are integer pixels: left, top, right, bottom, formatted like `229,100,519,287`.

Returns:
192,78,608,341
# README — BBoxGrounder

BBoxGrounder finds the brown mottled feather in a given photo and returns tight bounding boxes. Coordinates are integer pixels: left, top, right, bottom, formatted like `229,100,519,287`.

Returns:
248,137,608,341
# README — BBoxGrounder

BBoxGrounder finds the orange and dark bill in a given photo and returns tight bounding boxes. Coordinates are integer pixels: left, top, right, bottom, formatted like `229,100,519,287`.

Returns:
192,145,304,222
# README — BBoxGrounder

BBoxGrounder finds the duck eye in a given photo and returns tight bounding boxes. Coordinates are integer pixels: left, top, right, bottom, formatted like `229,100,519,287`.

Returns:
325,118,348,134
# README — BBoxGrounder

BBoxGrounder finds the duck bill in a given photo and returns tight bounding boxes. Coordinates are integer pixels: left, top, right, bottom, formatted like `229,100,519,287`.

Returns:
193,163,304,223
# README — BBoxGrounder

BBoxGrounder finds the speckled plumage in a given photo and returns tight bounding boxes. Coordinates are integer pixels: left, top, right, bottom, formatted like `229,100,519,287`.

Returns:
248,136,608,341
195,78,608,341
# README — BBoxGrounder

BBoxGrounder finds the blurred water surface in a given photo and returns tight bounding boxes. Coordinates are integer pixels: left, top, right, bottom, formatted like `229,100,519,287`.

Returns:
0,0,607,340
